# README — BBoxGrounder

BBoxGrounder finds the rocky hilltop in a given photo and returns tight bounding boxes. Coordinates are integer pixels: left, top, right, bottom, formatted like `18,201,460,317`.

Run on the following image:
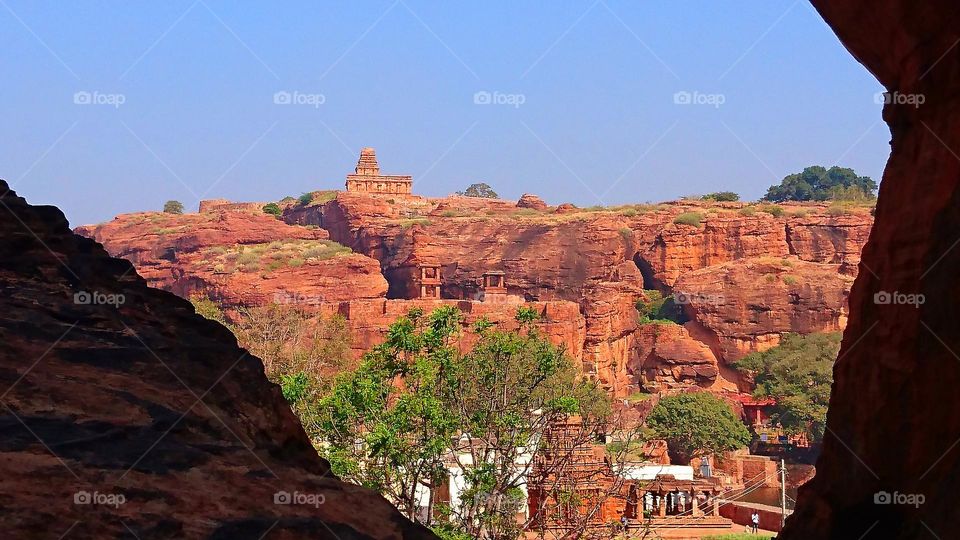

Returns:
1,180,433,539
77,184,873,401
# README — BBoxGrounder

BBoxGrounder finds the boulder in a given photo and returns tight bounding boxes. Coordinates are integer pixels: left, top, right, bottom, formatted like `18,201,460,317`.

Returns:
517,193,548,210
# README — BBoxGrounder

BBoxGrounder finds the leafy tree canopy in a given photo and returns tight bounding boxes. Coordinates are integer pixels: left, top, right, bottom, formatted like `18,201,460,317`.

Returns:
317,306,609,537
646,392,751,463
762,166,876,202
734,332,840,442
298,192,315,206
636,290,683,324
163,200,184,214
262,202,282,217
457,182,499,199
702,191,740,202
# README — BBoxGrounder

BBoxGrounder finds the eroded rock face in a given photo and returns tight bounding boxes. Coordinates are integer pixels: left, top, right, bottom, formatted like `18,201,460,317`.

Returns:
75,210,388,307
296,196,869,395
630,323,721,391
81,192,872,399
674,257,853,362
786,214,872,275
780,2,960,538
0,181,433,539
643,216,790,289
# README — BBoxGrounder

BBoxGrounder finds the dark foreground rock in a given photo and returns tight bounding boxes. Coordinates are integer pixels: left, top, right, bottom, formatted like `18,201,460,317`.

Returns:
781,2,960,539
0,180,434,539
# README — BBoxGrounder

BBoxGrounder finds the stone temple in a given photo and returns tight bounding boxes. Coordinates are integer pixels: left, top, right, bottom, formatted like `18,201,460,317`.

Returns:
345,147,413,195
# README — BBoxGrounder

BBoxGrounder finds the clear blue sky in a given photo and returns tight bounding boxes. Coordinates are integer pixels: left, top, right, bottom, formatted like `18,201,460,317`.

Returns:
1,0,888,226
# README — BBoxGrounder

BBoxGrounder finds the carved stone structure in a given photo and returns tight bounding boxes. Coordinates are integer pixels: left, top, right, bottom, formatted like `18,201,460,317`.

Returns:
527,417,731,536
345,147,413,195
415,263,441,299
480,270,507,302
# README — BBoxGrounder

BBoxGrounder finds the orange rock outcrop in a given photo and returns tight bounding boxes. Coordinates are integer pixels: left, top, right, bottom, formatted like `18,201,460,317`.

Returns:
75,210,388,306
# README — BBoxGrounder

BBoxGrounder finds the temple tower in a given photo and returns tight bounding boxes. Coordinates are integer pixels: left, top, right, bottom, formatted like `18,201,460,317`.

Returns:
345,147,413,195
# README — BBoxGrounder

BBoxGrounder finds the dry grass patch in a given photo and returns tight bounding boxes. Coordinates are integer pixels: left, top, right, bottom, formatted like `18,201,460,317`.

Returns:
201,239,352,274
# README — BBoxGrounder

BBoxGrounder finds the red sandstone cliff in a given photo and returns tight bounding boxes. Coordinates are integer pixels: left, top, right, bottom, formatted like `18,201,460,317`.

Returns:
674,257,853,362
77,193,872,400
281,194,870,396
0,181,433,539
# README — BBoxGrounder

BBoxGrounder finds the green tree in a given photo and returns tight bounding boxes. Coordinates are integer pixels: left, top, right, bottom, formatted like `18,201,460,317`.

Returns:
298,192,315,206
702,191,740,202
262,202,282,217
447,312,609,539
457,182,499,198
734,332,840,442
163,200,184,214
762,166,876,202
636,290,681,324
646,392,751,463
318,306,463,522
316,306,619,538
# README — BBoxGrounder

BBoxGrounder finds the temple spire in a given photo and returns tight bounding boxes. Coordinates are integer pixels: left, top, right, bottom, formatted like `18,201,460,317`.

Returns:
355,147,380,176
345,146,412,195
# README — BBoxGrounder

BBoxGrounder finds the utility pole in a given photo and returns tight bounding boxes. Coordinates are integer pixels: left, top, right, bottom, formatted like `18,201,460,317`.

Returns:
780,458,787,529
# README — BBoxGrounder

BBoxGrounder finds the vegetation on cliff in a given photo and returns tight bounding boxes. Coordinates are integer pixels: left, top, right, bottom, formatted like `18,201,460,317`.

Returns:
457,182,499,198
734,332,840,442
262,202,282,217
163,199,184,214
702,191,740,202
673,211,704,227
763,165,876,202
635,290,683,324
190,297,351,440
197,239,351,273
